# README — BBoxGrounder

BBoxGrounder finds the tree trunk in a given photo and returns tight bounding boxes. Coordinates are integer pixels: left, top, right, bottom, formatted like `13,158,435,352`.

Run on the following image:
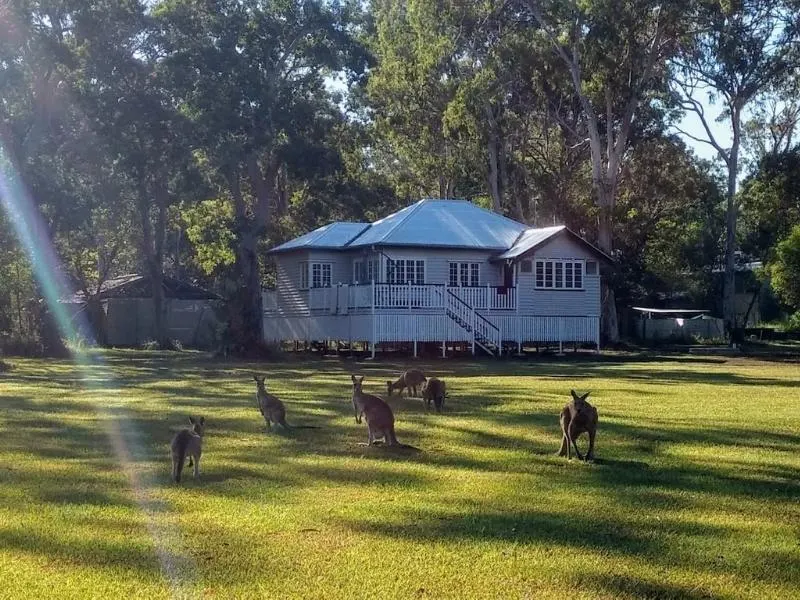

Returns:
722,128,740,343
226,163,267,353
139,176,169,349
597,189,619,343
486,104,503,213
230,226,264,352
487,137,502,212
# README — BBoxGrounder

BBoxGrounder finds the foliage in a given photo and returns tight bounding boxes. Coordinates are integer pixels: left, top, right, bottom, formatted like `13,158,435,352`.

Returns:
615,136,724,306
670,0,800,332
739,145,800,262
768,224,800,309
179,198,236,276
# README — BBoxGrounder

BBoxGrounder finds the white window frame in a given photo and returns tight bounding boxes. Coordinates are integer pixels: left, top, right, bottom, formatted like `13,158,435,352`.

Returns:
310,262,332,288
535,259,585,290
386,258,425,285
299,261,309,290
448,261,480,287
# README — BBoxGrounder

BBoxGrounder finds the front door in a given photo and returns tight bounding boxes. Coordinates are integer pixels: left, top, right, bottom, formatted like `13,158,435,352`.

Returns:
503,262,515,288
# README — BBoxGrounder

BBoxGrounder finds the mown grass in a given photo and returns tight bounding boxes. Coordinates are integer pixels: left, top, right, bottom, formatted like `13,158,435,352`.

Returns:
0,351,798,599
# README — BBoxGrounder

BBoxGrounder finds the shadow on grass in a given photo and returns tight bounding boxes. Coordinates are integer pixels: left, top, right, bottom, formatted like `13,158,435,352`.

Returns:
0,527,163,575
581,573,718,600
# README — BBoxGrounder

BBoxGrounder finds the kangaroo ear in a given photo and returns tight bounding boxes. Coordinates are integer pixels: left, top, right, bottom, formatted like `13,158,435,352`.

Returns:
199,416,205,425
351,374,357,383
581,391,591,400
570,389,579,400
189,416,195,425
358,376,365,383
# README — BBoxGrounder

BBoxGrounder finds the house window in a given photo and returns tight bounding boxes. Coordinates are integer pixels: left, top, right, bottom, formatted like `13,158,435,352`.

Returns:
353,259,378,283
448,261,480,287
299,261,309,289
387,259,424,284
311,263,332,288
535,259,585,290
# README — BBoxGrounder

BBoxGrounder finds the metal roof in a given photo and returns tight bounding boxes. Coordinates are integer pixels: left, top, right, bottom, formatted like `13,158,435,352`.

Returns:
60,274,219,303
495,225,614,263
269,222,370,253
631,307,710,314
346,199,527,249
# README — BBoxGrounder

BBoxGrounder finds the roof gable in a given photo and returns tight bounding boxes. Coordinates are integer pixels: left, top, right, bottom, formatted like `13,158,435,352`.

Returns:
495,226,613,263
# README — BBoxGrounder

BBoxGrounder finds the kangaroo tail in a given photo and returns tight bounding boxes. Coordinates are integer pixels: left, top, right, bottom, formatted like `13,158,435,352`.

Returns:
172,444,187,483
281,419,321,429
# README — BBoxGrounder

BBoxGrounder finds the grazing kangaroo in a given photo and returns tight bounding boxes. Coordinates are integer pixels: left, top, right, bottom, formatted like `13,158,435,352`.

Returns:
558,390,598,461
171,416,205,483
253,375,318,430
387,369,427,397
351,375,398,446
422,377,446,412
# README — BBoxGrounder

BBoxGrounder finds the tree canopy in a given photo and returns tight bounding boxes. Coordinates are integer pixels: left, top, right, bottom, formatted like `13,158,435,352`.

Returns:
1,0,799,352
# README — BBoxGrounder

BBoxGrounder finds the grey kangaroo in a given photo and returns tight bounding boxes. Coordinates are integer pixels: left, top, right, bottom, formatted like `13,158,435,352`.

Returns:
171,416,205,483
387,369,427,397
351,375,398,446
253,375,319,430
558,390,598,461
422,377,446,412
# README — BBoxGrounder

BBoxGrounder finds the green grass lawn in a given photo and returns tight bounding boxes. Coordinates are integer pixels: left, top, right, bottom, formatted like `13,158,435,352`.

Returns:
0,351,798,599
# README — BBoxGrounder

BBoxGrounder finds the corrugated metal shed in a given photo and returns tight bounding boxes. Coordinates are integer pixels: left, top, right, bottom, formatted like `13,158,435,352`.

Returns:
270,222,370,253
346,199,527,250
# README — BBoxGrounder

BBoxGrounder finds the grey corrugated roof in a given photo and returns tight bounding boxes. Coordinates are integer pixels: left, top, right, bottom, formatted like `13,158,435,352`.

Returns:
270,222,370,253
495,225,614,262
346,199,527,249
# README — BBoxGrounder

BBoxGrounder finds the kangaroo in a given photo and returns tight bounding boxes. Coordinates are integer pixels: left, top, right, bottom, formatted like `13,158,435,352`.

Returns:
171,416,205,483
558,390,598,461
422,377,446,412
351,375,398,446
253,375,319,430
387,368,427,397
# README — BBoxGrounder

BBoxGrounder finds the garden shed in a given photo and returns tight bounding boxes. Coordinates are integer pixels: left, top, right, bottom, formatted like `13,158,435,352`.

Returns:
61,274,220,348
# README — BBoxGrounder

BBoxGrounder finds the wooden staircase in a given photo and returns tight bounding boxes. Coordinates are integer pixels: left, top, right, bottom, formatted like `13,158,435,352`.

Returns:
444,289,501,356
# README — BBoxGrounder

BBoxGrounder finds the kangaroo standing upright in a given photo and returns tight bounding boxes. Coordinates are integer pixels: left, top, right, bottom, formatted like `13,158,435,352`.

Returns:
171,416,205,483
422,377,446,412
252,375,319,430
387,369,427,397
351,375,398,446
253,374,290,430
558,390,598,461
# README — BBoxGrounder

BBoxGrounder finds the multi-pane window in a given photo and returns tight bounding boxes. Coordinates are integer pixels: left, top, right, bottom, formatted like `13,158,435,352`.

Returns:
310,263,332,288
535,259,585,290
387,259,425,284
353,259,378,283
448,262,480,287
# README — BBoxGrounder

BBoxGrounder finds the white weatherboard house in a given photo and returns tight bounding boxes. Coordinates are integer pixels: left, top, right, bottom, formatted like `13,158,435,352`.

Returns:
263,199,612,356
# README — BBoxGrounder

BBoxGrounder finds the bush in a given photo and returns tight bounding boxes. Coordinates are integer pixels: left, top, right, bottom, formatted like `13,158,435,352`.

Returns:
784,311,800,333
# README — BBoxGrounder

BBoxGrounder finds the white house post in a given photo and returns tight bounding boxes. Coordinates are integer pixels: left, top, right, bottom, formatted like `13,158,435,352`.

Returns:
371,278,376,359
471,307,476,355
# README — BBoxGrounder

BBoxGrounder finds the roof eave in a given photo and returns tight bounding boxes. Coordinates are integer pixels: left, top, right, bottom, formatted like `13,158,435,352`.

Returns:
346,241,512,252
